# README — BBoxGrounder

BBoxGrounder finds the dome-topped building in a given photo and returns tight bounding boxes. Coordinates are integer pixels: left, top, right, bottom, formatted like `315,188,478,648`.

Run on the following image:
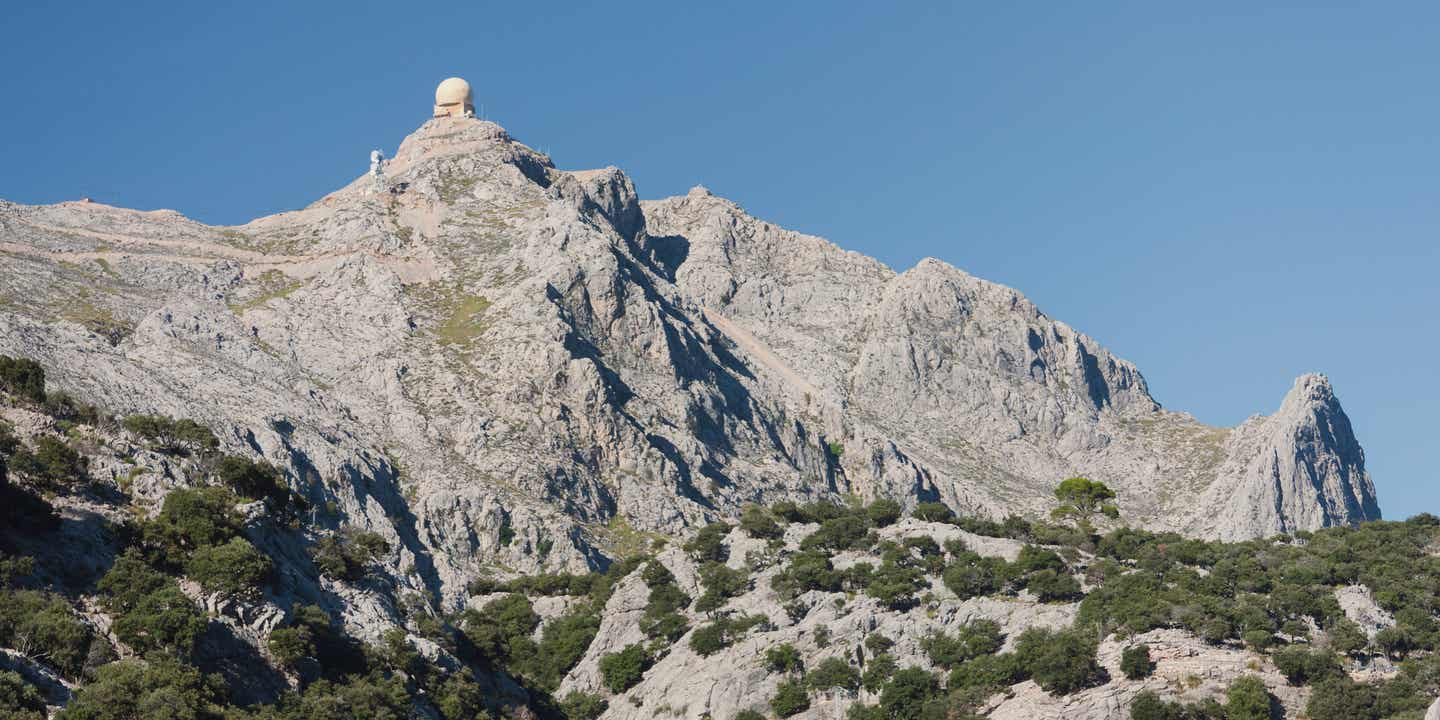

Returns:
433,77,474,118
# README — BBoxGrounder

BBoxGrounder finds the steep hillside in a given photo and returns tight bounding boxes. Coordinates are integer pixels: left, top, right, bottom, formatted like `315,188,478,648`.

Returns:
0,117,1376,597
0,113,1394,717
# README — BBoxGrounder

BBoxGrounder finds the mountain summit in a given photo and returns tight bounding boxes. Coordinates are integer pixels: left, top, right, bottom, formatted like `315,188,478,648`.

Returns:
0,114,1376,598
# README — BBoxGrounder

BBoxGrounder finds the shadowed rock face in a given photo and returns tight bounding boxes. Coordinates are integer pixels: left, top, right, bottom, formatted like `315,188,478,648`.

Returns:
0,117,1378,610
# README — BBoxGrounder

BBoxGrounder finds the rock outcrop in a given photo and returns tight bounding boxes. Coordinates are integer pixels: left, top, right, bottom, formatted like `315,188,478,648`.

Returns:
0,114,1379,620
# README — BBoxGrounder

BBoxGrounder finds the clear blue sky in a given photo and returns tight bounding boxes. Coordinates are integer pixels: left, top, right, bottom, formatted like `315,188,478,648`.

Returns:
3,2,1436,519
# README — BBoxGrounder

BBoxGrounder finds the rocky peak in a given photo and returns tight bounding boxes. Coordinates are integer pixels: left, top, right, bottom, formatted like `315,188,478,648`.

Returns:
0,115,1381,602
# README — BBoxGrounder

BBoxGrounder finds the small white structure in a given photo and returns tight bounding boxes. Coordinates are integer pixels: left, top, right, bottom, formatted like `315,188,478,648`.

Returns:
433,77,475,118
369,149,386,193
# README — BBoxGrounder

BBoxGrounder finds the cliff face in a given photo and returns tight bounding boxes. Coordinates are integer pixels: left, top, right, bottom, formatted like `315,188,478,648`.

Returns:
0,116,1378,612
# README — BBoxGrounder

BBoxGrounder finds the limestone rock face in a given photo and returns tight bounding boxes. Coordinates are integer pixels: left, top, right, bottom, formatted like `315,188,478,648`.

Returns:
0,115,1379,620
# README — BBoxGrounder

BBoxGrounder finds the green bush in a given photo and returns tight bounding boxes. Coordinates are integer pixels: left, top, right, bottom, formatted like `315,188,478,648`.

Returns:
521,609,601,691
268,625,316,668
800,514,873,552
1120,644,1154,680
122,415,218,456
185,536,272,599
433,674,487,720
142,487,241,566
0,356,46,404
1051,477,1118,523
0,670,45,720
804,657,859,692
764,643,804,674
942,553,1003,599
731,710,765,720
56,659,228,720
922,619,1003,669
861,653,898,692
0,590,93,678
769,679,809,717
1224,675,1275,720
694,561,748,614
684,522,731,563
863,559,925,610
1015,627,1101,695
97,553,207,656
688,614,767,656
598,644,649,693
911,502,954,523
878,667,939,720
558,691,608,720
865,499,903,527
312,526,389,581
1025,568,1082,602
639,567,691,643
9,436,87,486
1013,545,1066,575
947,652,1023,690
1271,646,1342,686
267,671,414,720
739,505,783,539
215,455,290,505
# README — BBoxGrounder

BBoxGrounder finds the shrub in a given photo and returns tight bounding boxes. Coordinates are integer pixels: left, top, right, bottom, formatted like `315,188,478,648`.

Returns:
1225,675,1275,720
739,505,782,539
186,536,272,599
1327,618,1368,656
911,502,955,523
96,553,207,656
0,670,45,720
732,711,765,720
772,549,842,599
1015,627,1101,695
1120,644,1154,680
865,499,903,527
688,614,767,656
948,652,1024,690
55,659,228,720
434,674,487,720
769,679,809,717
684,522,731,563
522,609,601,691
861,653,898,692
922,619,1003,669
268,625,316,668
143,486,241,565
558,691,608,720
694,561,748,614
1129,690,1178,720
864,633,894,654
863,560,925,610
1013,545,1066,575
598,644,649,693
1272,646,1342,686
215,455,289,505
0,356,46,404
765,643,804,674
9,436,87,486
878,667,939,720
942,554,1003,599
312,526,389,581
800,515,873,552
0,590,93,678
1025,568,1082,602
122,415,218,456
805,657,860,692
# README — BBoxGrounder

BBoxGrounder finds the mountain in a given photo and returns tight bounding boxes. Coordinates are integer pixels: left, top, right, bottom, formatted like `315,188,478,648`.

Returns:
0,114,1410,720
0,117,1377,584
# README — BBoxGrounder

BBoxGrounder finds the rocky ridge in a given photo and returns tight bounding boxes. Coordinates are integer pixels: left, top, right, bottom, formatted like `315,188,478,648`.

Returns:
0,113,1382,697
